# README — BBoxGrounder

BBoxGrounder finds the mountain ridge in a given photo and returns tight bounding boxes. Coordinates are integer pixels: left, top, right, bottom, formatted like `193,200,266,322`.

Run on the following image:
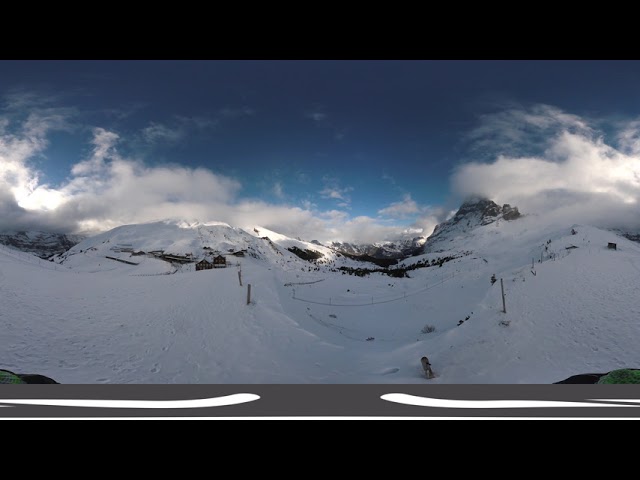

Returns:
0,231,85,259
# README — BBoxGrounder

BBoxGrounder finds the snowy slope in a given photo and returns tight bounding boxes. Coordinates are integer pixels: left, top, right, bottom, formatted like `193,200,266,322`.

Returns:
248,226,339,262
2,214,640,384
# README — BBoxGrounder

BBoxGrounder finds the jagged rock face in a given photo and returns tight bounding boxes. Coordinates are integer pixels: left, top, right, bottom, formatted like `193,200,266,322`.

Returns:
623,233,640,243
424,198,521,253
502,204,521,221
453,198,502,223
0,231,85,259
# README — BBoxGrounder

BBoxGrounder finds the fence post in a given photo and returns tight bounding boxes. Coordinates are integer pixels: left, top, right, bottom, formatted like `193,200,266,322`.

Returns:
247,284,251,305
238,270,243,286
500,278,506,313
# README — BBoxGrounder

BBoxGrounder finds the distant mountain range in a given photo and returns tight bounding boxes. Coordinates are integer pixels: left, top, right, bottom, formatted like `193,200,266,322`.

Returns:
6,197,639,265
0,199,523,263
0,231,85,259
324,237,426,260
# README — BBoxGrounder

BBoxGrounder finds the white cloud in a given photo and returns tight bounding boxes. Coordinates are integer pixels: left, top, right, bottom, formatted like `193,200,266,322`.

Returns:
3,90,59,111
0,104,73,211
319,187,344,200
375,195,447,238
319,178,353,206
381,173,397,185
71,128,120,176
454,105,640,230
273,182,284,199
300,199,316,210
466,103,593,158
306,112,327,123
406,211,445,239
141,122,184,145
139,109,253,147
378,194,420,218
140,116,220,147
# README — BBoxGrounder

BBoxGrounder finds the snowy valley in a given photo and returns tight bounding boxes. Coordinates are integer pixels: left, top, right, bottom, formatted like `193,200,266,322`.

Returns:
1,199,640,384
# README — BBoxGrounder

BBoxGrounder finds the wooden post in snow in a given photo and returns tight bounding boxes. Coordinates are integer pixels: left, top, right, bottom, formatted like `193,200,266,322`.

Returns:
421,356,435,379
500,278,506,313
247,284,251,305
238,270,243,286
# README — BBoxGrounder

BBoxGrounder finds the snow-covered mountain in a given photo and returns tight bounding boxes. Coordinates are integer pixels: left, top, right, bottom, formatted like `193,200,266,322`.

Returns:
424,198,521,253
52,220,365,273
0,231,84,259
3,202,640,385
328,237,426,260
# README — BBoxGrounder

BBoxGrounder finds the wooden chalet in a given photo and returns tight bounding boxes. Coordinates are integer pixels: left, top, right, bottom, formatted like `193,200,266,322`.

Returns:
195,259,213,271
213,255,227,268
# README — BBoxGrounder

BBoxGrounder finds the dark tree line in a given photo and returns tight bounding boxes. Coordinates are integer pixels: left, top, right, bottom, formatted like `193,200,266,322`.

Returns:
338,252,469,278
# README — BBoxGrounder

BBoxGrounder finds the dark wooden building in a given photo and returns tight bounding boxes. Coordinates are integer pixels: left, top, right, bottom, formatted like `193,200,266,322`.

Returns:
608,242,617,250
161,254,193,264
213,255,227,268
196,259,213,271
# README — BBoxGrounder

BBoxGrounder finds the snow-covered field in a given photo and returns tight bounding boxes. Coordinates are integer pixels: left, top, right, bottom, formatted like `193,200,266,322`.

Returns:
2,218,640,384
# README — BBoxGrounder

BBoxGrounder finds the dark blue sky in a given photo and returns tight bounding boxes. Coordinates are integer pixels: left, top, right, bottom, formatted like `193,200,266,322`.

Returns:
2,60,640,240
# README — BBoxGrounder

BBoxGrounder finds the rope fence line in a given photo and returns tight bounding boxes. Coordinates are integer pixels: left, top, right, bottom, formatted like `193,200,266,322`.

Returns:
291,272,456,307
284,279,326,287
129,268,178,277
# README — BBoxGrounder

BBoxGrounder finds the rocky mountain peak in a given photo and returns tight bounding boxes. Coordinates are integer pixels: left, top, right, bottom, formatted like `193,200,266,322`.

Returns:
454,197,521,224
424,198,521,253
